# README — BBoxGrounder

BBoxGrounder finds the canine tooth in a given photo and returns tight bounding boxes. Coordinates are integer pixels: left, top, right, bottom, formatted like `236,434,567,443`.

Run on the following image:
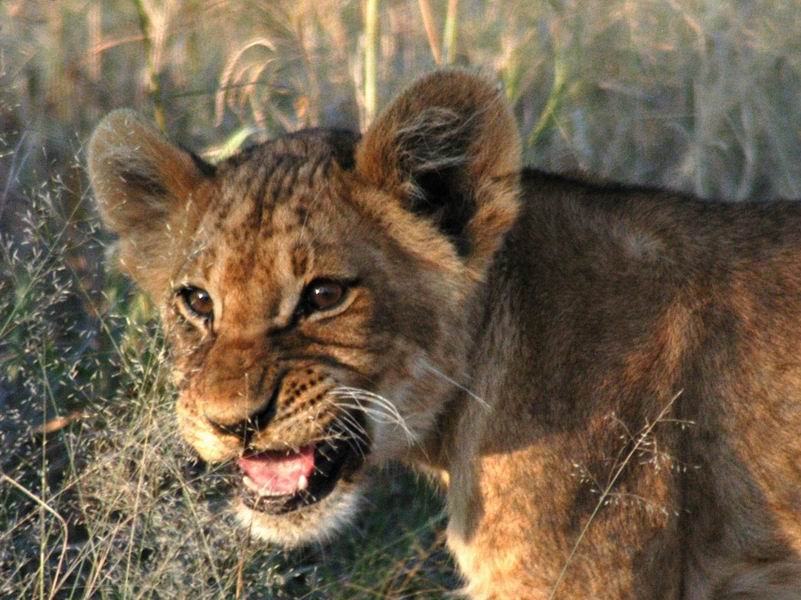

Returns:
298,475,308,491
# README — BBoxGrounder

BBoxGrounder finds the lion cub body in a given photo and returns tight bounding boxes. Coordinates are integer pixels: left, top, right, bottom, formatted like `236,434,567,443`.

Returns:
442,172,801,598
89,70,801,599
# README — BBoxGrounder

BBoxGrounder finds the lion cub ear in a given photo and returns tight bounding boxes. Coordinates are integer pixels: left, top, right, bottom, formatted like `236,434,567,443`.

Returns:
88,110,214,298
356,69,521,275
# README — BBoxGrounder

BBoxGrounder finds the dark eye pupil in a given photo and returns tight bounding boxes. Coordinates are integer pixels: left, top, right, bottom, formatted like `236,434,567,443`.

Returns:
310,283,343,309
187,288,213,316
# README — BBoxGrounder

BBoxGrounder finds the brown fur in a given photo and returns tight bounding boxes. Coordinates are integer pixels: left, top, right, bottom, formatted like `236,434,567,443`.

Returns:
89,70,801,598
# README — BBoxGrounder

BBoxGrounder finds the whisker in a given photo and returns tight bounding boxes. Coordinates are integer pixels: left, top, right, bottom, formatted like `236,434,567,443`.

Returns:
316,410,370,460
329,392,410,430
419,359,490,410
331,387,409,422
329,410,370,444
332,402,406,429
328,385,422,446
335,410,370,441
330,398,416,443
325,424,368,460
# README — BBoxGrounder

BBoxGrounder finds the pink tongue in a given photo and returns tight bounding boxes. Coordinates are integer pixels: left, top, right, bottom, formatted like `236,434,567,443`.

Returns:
237,445,315,495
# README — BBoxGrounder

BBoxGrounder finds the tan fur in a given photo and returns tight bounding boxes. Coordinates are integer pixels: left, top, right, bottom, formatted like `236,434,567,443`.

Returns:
90,70,801,598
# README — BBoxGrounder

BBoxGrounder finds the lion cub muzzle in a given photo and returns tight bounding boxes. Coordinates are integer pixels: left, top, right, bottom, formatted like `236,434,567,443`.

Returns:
177,364,370,517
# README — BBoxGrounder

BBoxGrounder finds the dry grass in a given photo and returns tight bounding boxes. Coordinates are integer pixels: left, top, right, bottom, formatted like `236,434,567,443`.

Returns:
3,0,801,598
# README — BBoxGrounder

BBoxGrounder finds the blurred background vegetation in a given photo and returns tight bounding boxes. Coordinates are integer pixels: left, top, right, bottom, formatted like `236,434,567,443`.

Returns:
2,0,801,598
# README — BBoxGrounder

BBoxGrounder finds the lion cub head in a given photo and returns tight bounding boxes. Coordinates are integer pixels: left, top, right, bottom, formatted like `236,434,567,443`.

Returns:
88,70,521,547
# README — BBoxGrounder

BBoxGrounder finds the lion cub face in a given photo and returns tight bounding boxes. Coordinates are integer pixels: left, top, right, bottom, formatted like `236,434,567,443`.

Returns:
88,71,521,546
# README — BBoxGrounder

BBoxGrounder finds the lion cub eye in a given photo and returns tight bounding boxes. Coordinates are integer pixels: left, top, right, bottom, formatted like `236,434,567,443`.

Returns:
179,286,214,319
303,280,346,312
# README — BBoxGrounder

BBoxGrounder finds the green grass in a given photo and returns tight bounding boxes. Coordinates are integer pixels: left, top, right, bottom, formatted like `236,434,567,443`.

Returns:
3,0,801,598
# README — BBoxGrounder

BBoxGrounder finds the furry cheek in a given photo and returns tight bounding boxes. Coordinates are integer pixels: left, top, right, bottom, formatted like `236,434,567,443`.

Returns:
234,481,366,548
175,394,239,463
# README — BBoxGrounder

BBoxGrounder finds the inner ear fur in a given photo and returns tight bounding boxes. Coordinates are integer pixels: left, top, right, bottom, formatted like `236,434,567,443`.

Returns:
356,69,522,272
88,109,214,298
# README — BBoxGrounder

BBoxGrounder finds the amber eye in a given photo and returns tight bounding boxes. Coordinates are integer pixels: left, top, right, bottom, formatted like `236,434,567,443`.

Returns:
304,280,346,312
180,287,214,319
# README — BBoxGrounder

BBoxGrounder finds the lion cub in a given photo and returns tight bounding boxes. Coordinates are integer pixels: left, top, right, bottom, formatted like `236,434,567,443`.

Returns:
89,70,801,599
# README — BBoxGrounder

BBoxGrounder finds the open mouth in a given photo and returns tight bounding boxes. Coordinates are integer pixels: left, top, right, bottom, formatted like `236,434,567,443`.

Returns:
237,415,368,515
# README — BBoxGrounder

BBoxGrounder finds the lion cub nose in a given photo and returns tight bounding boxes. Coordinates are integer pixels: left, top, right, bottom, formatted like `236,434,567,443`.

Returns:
203,373,284,439
197,365,335,449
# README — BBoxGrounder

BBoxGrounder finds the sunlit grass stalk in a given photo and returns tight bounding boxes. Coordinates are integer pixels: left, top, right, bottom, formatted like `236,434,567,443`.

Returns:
527,52,567,147
132,0,166,132
38,344,51,600
364,0,379,126
2,473,69,600
295,6,321,127
86,5,102,82
443,0,459,65
418,0,442,65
